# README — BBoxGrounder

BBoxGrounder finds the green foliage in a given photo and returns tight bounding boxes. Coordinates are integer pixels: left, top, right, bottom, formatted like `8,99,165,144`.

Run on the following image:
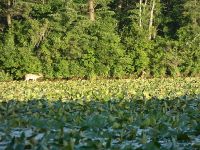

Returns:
150,38,166,77
0,70,12,81
121,26,152,76
178,25,200,76
0,29,42,79
1,78,199,101
0,78,199,149
0,0,199,80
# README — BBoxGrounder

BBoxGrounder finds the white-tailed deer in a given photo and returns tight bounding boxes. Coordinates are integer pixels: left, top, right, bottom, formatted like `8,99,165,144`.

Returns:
25,73,43,81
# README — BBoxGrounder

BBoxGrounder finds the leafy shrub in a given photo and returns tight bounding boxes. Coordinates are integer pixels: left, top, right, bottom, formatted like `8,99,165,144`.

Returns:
0,70,12,81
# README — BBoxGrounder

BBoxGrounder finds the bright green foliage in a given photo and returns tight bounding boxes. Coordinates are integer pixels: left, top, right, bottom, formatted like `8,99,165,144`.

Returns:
1,78,199,101
0,0,199,80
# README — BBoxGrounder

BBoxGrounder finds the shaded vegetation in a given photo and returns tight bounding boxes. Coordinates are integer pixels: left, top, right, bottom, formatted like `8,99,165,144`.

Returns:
0,96,199,149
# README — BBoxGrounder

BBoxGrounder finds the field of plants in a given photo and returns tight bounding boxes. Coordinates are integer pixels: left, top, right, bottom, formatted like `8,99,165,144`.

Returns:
0,78,200,149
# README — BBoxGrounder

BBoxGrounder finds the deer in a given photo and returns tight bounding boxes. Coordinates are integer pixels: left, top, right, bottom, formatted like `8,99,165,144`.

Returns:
25,73,43,81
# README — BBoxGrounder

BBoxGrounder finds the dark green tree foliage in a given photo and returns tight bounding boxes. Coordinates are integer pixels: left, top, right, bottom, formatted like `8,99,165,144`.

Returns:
159,0,185,39
0,0,199,80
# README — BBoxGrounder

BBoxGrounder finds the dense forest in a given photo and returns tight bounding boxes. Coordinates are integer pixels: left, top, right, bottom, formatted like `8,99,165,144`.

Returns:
0,0,199,80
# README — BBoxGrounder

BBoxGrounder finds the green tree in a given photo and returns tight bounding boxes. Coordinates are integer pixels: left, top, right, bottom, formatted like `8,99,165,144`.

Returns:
177,0,200,76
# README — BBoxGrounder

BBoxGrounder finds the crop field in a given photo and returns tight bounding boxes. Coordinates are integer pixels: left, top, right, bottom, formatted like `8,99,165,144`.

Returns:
0,78,200,149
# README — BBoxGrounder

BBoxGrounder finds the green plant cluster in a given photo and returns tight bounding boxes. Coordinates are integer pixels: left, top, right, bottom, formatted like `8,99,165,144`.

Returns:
0,78,200,101
0,0,200,80
0,96,199,149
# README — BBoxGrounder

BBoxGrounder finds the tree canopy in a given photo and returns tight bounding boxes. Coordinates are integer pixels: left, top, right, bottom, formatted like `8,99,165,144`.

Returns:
0,0,199,80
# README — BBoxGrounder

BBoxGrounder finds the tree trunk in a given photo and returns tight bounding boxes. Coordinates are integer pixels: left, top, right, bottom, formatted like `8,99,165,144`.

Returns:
149,0,155,40
118,0,123,10
88,0,95,21
139,0,142,27
193,0,197,25
143,0,148,14
7,0,12,26
144,0,148,7
7,0,11,6
7,14,11,26
12,0,16,5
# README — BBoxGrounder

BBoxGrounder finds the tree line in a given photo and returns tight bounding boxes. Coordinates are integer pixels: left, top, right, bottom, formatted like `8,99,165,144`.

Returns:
0,0,199,80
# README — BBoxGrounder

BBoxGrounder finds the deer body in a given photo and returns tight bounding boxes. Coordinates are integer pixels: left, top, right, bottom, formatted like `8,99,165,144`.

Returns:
25,74,43,81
